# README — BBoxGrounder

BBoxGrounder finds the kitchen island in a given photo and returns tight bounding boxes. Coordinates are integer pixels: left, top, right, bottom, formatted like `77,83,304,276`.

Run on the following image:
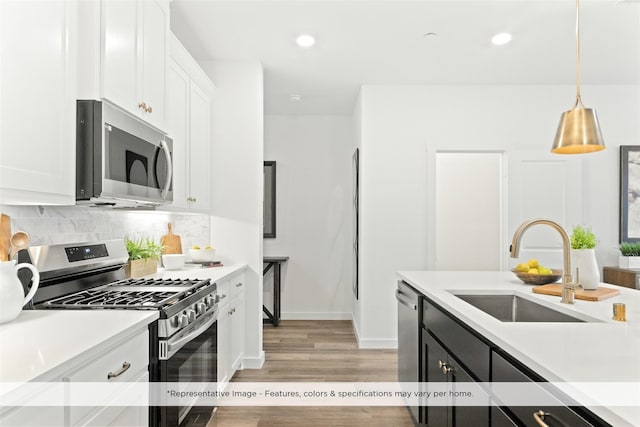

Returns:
398,270,640,427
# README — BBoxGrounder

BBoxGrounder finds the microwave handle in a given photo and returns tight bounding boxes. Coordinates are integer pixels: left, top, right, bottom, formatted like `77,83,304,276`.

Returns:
160,139,173,198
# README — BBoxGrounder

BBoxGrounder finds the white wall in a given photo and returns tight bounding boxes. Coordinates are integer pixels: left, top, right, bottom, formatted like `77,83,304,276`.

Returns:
356,84,640,346
263,115,353,319
200,60,265,369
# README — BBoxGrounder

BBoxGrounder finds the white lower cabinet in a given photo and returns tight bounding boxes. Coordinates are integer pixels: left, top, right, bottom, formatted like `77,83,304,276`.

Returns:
0,328,149,427
0,406,64,427
66,329,149,426
217,272,245,387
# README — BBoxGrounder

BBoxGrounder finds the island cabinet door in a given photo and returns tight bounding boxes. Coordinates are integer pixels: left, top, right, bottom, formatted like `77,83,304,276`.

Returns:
422,332,489,427
423,331,449,427
447,356,489,427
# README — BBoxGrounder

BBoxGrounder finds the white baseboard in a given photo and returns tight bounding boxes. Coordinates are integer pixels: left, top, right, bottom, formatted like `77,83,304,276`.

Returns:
351,313,397,349
280,312,352,320
241,350,265,369
356,338,397,349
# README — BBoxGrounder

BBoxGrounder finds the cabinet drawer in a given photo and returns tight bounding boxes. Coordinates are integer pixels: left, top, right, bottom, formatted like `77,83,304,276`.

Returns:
216,279,230,308
65,329,149,426
491,351,598,427
66,330,148,382
230,274,244,299
423,299,490,382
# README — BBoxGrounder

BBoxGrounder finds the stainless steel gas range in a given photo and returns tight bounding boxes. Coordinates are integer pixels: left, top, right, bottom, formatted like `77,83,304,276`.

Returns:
20,239,218,427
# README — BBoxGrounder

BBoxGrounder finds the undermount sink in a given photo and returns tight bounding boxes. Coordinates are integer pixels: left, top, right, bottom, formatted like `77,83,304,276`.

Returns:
453,294,590,323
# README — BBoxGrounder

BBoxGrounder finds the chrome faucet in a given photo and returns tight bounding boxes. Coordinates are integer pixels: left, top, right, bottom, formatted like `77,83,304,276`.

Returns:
510,218,576,304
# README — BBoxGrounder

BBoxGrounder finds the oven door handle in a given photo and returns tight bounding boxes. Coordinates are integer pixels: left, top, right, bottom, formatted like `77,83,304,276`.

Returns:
166,311,217,359
160,139,173,199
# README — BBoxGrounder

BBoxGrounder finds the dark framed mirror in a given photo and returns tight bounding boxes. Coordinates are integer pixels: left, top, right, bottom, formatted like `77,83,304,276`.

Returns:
264,161,276,238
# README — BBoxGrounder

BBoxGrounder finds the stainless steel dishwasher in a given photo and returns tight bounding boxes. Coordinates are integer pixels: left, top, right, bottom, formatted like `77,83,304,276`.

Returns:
396,280,421,425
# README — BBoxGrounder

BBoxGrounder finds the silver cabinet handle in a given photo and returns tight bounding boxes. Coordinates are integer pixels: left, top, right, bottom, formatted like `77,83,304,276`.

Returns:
236,283,243,287
533,410,549,427
107,362,131,380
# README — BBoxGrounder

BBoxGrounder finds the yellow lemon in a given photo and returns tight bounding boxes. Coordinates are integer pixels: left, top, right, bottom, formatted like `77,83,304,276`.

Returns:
527,268,539,274
515,263,530,272
538,266,552,275
527,259,539,268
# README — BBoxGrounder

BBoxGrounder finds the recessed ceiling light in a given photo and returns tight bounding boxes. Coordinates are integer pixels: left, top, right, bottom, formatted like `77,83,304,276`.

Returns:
295,34,315,48
491,32,512,46
289,94,302,102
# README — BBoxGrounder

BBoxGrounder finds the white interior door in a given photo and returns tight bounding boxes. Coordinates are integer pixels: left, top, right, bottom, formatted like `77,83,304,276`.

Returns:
507,151,582,271
435,151,506,271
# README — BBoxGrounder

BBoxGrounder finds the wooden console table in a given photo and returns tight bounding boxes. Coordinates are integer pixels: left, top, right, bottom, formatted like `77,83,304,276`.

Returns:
603,266,639,290
263,256,289,326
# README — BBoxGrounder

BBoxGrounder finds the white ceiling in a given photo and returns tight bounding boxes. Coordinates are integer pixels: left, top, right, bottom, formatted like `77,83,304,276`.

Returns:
170,0,640,115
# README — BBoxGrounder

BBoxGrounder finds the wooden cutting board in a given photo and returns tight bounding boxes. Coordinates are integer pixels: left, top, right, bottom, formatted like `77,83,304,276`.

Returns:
532,284,620,301
161,223,182,254
0,213,11,262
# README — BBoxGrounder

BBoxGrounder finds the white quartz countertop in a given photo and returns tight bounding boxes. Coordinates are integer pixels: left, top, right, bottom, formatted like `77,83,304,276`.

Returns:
398,270,640,427
0,310,158,384
152,263,247,281
0,264,245,387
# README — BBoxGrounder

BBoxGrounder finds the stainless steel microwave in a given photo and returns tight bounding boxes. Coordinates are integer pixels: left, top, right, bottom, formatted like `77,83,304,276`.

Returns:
76,100,173,207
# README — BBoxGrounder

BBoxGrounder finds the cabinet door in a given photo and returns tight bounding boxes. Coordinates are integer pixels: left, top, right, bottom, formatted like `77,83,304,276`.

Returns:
102,0,138,114
140,0,168,130
217,300,230,385
229,293,244,371
424,332,449,427
0,406,64,426
447,356,488,427
167,58,189,209
188,81,211,211
0,0,76,204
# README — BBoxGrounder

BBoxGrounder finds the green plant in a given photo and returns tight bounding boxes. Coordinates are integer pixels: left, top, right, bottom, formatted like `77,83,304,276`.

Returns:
125,237,163,261
570,225,597,249
619,242,640,256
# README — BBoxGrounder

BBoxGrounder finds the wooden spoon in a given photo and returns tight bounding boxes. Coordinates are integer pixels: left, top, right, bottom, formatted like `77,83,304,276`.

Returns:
9,231,30,260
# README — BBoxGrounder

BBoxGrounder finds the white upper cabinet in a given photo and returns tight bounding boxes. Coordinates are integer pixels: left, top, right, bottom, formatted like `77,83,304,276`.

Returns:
0,0,77,205
101,0,169,131
167,34,214,212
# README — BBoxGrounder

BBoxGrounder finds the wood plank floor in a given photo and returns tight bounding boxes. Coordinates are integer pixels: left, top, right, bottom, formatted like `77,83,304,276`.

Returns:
213,320,414,427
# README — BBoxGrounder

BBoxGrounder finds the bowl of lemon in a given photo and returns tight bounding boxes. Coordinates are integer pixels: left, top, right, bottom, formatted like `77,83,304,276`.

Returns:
512,259,562,285
189,245,216,263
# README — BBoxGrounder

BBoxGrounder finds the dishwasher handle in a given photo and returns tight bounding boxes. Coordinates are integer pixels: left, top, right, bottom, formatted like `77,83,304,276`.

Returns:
395,289,417,310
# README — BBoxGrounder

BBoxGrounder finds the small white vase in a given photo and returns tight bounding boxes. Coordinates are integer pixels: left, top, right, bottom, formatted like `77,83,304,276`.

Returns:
571,249,600,290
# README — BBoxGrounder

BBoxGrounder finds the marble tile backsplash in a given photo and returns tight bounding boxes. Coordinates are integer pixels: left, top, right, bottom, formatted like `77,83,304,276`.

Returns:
0,205,210,252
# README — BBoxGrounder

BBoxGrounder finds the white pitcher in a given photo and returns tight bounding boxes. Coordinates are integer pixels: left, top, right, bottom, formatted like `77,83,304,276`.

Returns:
0,260,40,324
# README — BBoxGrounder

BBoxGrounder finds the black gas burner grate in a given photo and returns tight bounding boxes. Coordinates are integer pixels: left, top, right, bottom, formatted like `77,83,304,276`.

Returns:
114,277,208,287
40,278,212,310
44,289,180,309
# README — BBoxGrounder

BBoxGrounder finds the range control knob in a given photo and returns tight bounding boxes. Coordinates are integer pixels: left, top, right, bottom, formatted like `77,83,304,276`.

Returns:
185,309,196,323
195,302,206,315
176,313,189,328
205,296,215,308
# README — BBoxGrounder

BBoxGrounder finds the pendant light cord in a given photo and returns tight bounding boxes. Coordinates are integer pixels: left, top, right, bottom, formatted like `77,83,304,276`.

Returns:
574,0,584,108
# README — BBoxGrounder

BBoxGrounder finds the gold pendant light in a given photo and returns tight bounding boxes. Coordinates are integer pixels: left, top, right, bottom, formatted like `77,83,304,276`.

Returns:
551,0,605,154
